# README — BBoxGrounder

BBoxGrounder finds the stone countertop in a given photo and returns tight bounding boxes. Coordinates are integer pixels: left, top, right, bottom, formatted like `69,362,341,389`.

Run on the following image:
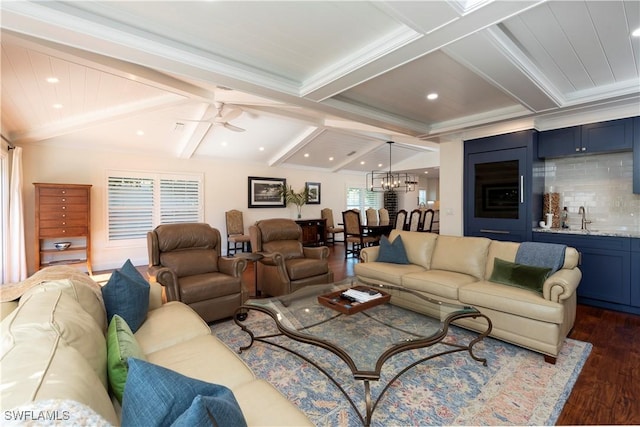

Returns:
533,227,640,238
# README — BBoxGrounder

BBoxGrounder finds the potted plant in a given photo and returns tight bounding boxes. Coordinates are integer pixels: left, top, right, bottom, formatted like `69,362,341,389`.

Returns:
280,184,309,218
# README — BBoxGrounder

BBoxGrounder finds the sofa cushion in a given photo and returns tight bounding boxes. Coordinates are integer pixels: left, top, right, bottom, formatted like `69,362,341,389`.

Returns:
0,321,118,425
459,280,564,324
377,235,409,264
402,270,479,300
101,259,150,333
20,277,107,332
121,358,247,427
484,241,520,280
134,301,211,355
145,334,256,389
388,230,438,269
430,235,491,279
489,258,551,294
354,262,425,287
107,314,146,403
6,289,108,387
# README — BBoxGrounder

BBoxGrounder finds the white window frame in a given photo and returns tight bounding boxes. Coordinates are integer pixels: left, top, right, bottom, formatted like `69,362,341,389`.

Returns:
0,150,8,282
346,186,382,213
106,170,204,246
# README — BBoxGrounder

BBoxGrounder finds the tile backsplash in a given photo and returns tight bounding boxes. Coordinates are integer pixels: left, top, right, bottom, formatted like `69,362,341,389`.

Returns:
542,151,639,232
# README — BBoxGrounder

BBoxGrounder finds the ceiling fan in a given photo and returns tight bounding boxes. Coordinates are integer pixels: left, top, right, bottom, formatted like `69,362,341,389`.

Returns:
181,102,246,132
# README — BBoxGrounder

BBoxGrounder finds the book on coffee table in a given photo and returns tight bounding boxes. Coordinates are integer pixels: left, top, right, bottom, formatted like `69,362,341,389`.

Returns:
317,285,391,315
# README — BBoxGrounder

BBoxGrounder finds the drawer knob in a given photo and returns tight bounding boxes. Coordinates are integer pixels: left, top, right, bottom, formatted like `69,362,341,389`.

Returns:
61,198,66,202
62,206,66,210
62,230,66,233
62,214,66,218
62,222,66,225
62,190,66,194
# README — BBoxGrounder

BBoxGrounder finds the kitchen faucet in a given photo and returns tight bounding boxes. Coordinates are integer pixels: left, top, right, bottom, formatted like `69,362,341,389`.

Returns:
578,206,592,230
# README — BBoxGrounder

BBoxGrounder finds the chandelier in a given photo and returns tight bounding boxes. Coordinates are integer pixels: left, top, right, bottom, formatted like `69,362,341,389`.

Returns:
367,141,418,193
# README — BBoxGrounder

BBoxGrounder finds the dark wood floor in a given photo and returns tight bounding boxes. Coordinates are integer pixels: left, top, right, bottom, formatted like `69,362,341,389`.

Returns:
238,243,640,425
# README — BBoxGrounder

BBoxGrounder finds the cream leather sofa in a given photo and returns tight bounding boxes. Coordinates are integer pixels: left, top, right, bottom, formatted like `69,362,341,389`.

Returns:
355,231,582,363
0,266,311,426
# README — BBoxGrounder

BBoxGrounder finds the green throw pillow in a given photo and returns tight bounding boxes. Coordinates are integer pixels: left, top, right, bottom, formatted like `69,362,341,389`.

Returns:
107,314,146,403
377,235,410,264
489,257,551,294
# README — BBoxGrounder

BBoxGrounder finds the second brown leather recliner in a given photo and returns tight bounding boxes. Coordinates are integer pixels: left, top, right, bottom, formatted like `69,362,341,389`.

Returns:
249,218,333,297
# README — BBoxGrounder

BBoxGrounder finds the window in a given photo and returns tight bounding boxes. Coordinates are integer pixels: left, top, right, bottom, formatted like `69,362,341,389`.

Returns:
107,171,203,242
346,187,382,212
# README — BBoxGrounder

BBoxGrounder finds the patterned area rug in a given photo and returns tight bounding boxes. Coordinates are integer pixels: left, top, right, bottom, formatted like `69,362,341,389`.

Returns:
211,311,591,426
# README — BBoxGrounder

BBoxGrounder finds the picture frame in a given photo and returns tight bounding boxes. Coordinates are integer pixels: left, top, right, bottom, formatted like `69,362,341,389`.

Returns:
305,182,321,204
248,176,286,208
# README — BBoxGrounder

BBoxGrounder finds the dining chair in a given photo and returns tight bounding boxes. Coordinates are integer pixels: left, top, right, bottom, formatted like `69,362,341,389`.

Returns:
342,209,379,259
225,209,251,256
408,209,422,231
321,208,344,245
394,209,408,230
420,209,435,232
365,208,378,226
378,208,390,226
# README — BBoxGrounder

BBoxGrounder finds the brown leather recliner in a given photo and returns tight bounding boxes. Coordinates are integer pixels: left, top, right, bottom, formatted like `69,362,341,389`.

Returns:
147,223,247,323
249,218,333,297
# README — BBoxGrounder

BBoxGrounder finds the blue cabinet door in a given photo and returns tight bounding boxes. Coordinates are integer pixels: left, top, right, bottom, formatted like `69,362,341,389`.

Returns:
634,117,639,194
538,126,581,158
581,117,633,154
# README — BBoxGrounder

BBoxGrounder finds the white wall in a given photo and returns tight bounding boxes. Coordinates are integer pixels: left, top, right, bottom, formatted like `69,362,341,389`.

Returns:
22,144,365,273
438,139,464,236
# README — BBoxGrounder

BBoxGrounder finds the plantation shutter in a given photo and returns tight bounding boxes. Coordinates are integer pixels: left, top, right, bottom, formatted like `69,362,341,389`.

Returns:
346,187,382,212
107,172,203,242
108,176,154,240
160,178,201,223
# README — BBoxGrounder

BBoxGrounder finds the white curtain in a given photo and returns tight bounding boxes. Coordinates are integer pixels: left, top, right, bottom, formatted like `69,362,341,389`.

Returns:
6,147,27,283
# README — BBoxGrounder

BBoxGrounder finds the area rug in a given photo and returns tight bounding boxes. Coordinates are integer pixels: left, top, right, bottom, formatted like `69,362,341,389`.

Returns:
211,311,591,426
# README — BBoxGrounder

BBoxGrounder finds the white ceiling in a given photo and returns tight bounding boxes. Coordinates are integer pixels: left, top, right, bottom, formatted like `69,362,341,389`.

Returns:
2,0,639,177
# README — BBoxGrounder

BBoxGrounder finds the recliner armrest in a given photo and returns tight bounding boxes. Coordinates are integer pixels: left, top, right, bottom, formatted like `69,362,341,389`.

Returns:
302,246,329,259
542,268,582,302
148,266,180,302
218,256,247,277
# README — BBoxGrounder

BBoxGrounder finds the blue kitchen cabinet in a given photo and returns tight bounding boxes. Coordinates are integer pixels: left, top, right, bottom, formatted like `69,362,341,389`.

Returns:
634,117,639,194
533,232,635,314
538,117,634,158
464,130,543,243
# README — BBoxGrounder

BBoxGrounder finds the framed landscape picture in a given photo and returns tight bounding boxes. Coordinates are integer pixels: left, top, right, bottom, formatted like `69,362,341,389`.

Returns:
305,182,321,204
248,176,286,208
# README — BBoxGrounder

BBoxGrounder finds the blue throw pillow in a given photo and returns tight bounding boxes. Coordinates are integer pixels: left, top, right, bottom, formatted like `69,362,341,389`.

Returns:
377,235,410,264
101,259,149,333
122,358,247,427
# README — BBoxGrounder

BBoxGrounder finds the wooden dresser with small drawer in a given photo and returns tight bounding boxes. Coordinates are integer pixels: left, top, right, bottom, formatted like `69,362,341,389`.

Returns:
34,183,92,274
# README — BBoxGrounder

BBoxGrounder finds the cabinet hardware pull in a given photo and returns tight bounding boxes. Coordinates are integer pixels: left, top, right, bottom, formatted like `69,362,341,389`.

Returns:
520,175,524,204
480,229,510,234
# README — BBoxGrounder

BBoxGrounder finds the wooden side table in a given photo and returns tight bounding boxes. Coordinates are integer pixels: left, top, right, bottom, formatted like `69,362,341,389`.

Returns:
235,252,264,297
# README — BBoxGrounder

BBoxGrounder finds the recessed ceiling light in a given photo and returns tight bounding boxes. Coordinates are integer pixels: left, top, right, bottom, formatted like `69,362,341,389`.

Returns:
424,170,429,174
329,156,334,161
259,147,264,151
136,130,144,136
360,161,365,165
427,93,438,101
52,103,63,109
632,27,640,37
304,153,309,158
221,141,228,146
378,163,383,168
46,77,59,84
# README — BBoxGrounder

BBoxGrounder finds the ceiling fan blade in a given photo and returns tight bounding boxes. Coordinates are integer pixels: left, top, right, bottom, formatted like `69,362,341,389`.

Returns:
223,123,245,132
220,106,242,122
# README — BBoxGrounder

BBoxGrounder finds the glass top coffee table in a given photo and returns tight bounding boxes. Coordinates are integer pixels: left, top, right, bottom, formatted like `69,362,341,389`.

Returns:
233,278,492,426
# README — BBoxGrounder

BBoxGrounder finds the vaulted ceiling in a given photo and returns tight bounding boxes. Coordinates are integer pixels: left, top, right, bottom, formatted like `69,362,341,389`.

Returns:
2,1,639,176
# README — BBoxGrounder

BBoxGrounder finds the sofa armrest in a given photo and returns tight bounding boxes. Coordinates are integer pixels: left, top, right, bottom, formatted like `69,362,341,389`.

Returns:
218,256,247,277
359,246,380,263
302,246,329,259
542,268,582,302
